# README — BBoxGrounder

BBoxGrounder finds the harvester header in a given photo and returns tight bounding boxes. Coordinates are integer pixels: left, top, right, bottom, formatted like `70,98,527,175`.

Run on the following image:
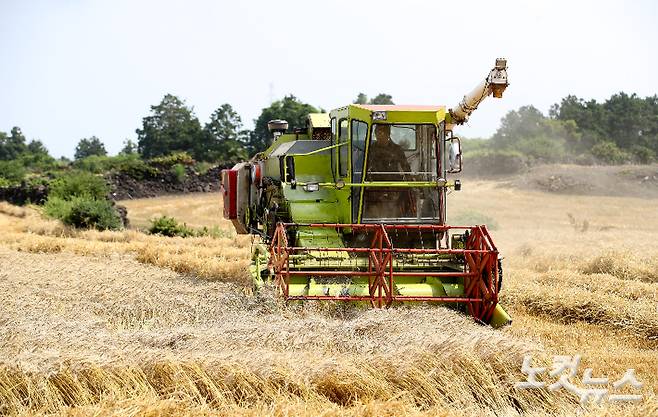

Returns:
221,58,512,327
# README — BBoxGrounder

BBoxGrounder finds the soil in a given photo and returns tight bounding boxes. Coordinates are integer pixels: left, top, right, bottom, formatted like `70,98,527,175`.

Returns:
485,164,658,198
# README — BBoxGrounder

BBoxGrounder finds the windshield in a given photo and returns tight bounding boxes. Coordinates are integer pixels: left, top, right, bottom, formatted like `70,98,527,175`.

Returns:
361,123,440,222
365,124,437,182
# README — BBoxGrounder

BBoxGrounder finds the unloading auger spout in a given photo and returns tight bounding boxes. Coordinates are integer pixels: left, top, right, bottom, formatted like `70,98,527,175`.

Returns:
449,58,509,125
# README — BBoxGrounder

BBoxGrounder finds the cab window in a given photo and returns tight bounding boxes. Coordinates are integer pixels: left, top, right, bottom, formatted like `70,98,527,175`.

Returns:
338,119,348,177
351,120,367,184
362,124,439,222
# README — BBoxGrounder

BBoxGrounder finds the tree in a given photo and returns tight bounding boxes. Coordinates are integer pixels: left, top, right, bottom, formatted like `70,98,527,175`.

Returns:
251,95,319,154
591,141,630,164
0,126,55,170
550,93,658,158
370,93,394,105
602,92,658,152
26,140,49,156
354,93,368,104
490,106,583,162
20,139,55,169
204,104,249,162
550,95,607,147
352,93,395,105
0,160,26,182
492,106,546,145
0,131,7,160
0,127,28,160
136,94,205,159
74,136,107,160
120,139,138,155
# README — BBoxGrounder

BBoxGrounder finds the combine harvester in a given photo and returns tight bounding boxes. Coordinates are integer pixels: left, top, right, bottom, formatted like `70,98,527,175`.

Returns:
222,59,511,327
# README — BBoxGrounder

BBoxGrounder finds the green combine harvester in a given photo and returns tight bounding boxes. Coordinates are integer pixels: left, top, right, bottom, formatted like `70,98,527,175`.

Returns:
222,58,511,327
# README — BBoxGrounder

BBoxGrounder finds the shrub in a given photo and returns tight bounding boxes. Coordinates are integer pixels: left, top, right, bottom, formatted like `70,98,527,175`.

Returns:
148,215,196,237
148,216,227,238
16,152,57,171
72,155,108,173
64,198,121,230
73,154,157,179
42,196,70,219
112,154,157,179
591,141,631,164
629,145,655,164
197,225,229,238
0,160,27,184
43,172,119,230
171,163,187,183
149,152,195,168
44,196,121,230
49,172,109,200
194,161,214,175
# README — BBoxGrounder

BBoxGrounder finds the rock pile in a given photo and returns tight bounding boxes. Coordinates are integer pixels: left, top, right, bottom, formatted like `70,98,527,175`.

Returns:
107,166,225,200
0,183,48,205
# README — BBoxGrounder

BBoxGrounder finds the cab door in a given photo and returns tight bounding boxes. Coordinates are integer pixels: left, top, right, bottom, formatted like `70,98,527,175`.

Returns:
350,120,368,223
328,108,351,223
335,118,351,223
337,118,349,180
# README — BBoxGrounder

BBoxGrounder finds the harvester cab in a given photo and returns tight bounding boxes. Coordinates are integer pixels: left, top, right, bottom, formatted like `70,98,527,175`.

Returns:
222,58,512,327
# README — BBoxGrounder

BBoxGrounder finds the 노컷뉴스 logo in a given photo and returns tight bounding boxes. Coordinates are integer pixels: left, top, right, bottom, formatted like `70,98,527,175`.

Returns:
515,354,643,405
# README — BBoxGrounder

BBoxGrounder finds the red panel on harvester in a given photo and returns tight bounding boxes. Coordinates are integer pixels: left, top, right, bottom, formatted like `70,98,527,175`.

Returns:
221,169,237,219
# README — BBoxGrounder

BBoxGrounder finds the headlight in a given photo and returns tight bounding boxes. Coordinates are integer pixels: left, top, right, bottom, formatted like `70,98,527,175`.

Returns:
303,183,320,192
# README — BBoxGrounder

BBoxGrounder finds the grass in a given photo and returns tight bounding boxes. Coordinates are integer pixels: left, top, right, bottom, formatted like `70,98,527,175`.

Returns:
579,250,658,283
502,269,658,340
0,186,657,416
0,201,27,217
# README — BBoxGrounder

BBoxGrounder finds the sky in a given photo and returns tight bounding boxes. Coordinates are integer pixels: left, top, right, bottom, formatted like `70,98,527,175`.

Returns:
1,0,657,158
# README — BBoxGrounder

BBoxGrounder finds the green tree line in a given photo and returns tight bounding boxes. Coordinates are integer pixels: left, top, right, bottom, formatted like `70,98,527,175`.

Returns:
0,90,394,169
2,91,657,185
0,127,57,184
462,92,658,170
135,94,321,162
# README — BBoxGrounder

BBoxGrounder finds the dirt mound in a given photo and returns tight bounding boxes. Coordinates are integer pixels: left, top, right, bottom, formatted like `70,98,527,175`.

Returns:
503,164,658,198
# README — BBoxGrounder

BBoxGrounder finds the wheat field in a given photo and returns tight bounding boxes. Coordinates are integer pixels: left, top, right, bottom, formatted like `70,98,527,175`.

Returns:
0,180,657,416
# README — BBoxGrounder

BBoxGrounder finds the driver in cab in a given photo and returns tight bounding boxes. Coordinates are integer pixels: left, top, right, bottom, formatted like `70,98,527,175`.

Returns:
367,124,411,180
364,124,415,218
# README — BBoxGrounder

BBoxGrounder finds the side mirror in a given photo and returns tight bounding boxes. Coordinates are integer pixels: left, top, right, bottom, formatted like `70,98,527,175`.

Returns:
447,137,462,173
